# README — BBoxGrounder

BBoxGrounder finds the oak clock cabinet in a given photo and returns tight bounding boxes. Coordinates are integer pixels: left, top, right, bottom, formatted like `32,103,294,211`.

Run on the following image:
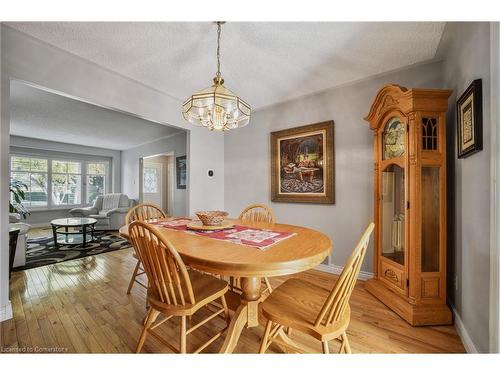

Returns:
364,84,452,326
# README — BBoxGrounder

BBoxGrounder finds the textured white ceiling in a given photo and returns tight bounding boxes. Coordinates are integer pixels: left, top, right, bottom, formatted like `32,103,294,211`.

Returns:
7,22,445,110
10,81,183,150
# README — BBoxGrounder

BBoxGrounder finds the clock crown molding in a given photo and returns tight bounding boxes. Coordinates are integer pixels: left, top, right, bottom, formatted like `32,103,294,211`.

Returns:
364,84,452,130
364,84,408,129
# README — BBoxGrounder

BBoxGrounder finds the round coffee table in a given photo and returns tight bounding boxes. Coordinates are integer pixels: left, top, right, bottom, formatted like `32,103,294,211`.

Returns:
50,218,97,247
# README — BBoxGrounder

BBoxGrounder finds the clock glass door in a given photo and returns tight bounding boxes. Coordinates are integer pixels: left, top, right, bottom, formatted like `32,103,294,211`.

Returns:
381,164,405,265
379,117,407,293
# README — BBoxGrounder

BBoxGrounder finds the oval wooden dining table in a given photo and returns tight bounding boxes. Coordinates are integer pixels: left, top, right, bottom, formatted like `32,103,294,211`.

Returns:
119,218,332,353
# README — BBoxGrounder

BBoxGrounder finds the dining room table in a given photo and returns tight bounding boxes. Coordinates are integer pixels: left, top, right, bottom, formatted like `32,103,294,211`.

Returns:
119,217,332,353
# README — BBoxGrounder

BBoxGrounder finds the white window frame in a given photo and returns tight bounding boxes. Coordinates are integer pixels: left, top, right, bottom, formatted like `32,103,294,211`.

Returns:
10,156,49,208
50,159,83,207
86,162,108,204
9,152,111,211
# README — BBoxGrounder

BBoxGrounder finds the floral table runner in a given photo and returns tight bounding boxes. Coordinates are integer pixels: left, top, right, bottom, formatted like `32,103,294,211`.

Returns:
153,218,296,250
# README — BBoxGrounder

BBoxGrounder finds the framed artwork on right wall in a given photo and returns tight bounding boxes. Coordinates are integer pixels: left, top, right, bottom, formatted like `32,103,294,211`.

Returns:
457,78,483,158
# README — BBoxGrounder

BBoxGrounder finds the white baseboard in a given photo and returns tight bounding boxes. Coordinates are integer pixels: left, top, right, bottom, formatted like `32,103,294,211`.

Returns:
315,263,374,281
0,301,13,322
451,304,479,353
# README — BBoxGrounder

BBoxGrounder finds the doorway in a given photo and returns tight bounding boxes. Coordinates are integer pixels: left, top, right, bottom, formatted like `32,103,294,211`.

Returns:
139,153,174,215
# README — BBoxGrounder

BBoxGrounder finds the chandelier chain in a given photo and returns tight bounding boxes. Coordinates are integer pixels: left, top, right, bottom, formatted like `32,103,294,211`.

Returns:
216,22,222,77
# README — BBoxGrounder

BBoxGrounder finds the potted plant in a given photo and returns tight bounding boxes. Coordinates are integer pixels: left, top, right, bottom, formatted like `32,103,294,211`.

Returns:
9,180,30,219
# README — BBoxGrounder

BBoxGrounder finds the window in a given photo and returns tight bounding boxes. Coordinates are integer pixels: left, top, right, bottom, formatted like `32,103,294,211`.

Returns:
9,154,110,209
52,160,82,205
87,163,107,203
422,117,438,151
10,156,48,207
143,167,159,193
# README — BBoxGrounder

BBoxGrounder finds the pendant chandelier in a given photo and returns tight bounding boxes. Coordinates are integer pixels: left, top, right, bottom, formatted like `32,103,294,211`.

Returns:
182,22,251,131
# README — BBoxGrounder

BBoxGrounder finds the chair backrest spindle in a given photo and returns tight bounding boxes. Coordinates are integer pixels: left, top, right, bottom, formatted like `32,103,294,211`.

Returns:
314,223,375,328
128,221,195,307
126,203,167,225
238,204,275,224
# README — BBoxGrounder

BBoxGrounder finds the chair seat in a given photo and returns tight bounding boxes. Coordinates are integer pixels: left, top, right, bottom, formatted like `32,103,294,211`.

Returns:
261,278,350,341
149,270,228,316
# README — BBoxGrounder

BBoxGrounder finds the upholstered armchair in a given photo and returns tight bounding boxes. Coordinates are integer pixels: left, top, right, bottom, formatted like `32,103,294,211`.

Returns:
9,213,21,223
69,193,135,230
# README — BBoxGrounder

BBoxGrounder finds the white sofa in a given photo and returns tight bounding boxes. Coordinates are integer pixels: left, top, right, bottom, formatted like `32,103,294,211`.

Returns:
69,193,135,230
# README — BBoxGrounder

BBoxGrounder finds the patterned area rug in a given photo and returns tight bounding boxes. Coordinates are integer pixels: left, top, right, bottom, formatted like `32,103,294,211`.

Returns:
14,231,131,271
280,176,324,193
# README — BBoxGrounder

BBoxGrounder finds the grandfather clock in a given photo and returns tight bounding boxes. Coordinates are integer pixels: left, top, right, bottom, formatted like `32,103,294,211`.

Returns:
364,84,452,326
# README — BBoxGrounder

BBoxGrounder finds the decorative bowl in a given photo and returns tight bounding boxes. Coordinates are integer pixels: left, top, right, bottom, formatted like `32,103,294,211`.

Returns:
195,210,229,226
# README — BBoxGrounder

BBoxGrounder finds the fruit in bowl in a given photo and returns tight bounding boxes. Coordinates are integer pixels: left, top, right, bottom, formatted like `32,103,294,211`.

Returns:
195,210,229,226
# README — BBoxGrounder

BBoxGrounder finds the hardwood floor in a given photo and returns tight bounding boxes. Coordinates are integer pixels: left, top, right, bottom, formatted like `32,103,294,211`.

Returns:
1,239,465,353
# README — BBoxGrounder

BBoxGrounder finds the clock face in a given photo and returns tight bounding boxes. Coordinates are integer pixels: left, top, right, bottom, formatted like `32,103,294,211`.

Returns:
383,117,405,159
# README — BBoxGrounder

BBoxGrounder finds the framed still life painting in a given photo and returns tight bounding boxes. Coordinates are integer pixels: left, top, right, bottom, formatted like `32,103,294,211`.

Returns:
457,79,482,158
271,121,334,204
176,156,187,189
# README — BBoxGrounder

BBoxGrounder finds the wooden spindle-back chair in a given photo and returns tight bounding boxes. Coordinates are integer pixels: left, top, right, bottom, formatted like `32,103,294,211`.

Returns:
126,203,167,224
233,204,276,295
125,203,168,294
238,204,276,224
259,223,374,354
128,221,230,353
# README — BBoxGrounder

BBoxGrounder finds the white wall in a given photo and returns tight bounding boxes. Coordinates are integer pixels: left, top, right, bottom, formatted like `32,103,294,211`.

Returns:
225,61,444,273
0,25,11,322
438,22,492,353
9,135,121,225
121,132,188,216
0,25,225,320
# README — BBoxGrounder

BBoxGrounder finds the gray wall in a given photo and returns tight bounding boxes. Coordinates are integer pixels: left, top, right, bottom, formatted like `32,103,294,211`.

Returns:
121,132,187,216
0,25,224,317
9,135,121,226
438,22,491,353
224,60,444,273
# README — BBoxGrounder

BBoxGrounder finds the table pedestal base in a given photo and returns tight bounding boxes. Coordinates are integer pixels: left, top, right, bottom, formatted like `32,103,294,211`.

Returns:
219,276,262,353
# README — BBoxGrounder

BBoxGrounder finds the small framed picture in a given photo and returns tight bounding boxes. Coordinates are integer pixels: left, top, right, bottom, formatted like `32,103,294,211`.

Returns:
176,156,187,189
457,79,482,158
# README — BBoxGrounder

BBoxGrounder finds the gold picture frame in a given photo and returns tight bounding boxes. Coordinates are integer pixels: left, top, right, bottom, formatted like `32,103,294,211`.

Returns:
271,121,334,204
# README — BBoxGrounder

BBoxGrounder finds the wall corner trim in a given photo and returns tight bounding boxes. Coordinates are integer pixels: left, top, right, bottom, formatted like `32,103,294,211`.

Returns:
0,300,13,322
315,263,374,281
451,304,479,353
489,21,500,354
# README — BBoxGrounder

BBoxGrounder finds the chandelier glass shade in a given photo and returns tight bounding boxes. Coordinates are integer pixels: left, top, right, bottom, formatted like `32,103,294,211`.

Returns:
182,22,251,131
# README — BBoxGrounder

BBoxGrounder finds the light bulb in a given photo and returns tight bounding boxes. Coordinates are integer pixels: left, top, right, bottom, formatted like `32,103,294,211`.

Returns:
209,106,228,131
